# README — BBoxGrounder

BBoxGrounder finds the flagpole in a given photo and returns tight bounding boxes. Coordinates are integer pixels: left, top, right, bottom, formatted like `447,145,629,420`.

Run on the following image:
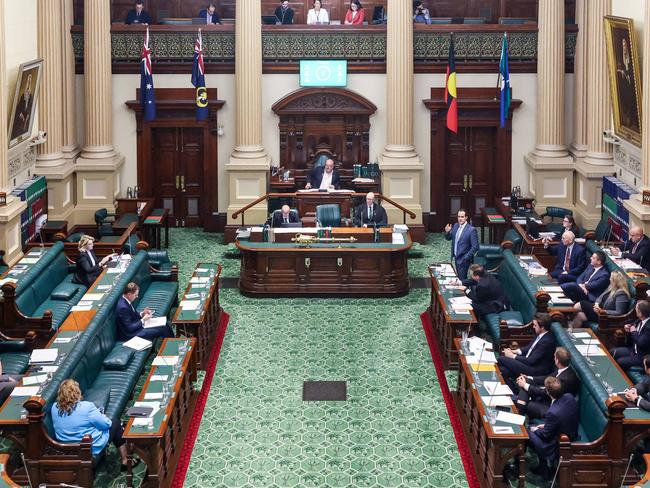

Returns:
495,32,505,101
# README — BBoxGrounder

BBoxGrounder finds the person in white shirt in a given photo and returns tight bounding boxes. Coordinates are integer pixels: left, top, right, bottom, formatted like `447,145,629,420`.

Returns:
305,159,341,190
307,0,330,24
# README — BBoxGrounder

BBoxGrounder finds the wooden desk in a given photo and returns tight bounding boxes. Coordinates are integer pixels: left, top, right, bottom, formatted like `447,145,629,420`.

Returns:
454,338,528,488
427,264,478,369
40,220,67,243
236,227,411,296
295,191,355,224
480,207,509,244
125,338,198,488
512,222,557,270
142,208,170,249
173,263,223,370
114,197,155,233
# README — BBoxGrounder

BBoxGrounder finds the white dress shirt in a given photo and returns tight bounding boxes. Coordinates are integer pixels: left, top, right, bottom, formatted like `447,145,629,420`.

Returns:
319,170,333,190
307,8,329,24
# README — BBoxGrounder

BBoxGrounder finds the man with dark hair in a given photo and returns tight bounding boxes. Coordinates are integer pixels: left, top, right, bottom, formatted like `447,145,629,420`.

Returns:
444,209,479,281
560,250,610,303
527,377,579,480
624,355,650,411
462,264,506,319
274,0,294,24
497,313,556,381
198,3,222,24
515,347,580,419
116,282,174,341
125,1,152,25
611,300,650,371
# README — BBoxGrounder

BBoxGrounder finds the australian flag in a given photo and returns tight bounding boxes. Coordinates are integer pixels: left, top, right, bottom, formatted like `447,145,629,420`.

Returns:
140,27,156,121
191,29,208,121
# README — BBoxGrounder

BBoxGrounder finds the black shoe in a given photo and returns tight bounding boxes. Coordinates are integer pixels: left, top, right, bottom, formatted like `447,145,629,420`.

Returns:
531,462,551,480
121,458,141,472
503,463,519,481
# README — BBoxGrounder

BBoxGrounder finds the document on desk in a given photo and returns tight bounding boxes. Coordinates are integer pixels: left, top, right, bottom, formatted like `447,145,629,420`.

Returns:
570,332,591,339
541,286,563,293
483,381,513,396
143,317,167,329
493,426,515,434
392,233,405,245
549,293,573,305
483,395,513,407
469,363,494,372
152,355,179,366
297,188,320,193
575,344,606,356
181,300,200,310
71,302,93,311
83,293,105,301
22,375,47,386
496,411,526,425
123,337,152,351
467,351,497,364
30,349,58,364
189,277,209,284
10,386,40,397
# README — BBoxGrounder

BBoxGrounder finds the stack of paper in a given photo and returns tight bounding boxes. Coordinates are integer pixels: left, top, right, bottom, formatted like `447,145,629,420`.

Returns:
496,411,526,425
541,286,563,293
30,349,58,364
83,293,105,301
450,296,473,312
393,224,409,232
467,351,497,364
123,336,152,351
152,356,179,366
483,395,514,407
392,233,405,245
23,375,48,386
143,317,167,329
189,277,209,284
528,266,548,276
549,293,573,305
181,300,200,311
575,344,606,356
483,381,513,396
538,232,556,239
10,386,40,397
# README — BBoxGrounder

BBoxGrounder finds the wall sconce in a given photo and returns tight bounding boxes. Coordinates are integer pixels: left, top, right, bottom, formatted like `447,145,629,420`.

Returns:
217,124,224,136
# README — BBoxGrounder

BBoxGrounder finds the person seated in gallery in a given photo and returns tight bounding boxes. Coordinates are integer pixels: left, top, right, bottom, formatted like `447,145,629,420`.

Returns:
527,377,579,481
570,270,631,328
413,1,431,24
72,235,118,288
307,0,330,24
497,313,556,382
271,205,300,227
116,282,174,342
611,300,650,371
125,1,152,25
624,354,650,411
305,158,341,190
610,225,650,269
559,250,610,303
274,0,295,24
515,347,579,420
545,231,587,283
198,3,222,24
344,0,365,25
354,192,387,227
51,379,138,472
459,264,506,320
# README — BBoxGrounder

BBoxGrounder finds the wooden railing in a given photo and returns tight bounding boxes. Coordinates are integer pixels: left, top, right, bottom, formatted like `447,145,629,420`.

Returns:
231,192,416,226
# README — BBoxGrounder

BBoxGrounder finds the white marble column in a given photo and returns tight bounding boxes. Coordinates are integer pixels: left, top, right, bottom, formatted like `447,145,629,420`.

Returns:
61,0,78,158
570,0,588,158
377,0,423,229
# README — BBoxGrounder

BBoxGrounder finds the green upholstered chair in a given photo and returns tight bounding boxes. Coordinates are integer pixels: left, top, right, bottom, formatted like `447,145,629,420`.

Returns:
313,154,329,168
316,204,341,227
94,208,115,237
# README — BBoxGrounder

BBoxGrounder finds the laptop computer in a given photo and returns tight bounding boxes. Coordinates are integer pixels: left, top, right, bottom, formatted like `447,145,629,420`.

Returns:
262,15,277,25
281,222,303,228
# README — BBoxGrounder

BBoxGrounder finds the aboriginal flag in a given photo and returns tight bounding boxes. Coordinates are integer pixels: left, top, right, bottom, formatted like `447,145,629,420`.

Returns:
445,34,458,133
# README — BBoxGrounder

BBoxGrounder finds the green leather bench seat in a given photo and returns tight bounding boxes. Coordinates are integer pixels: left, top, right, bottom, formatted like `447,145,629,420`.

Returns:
14,242,87,330
484,250,538,344
0,352,30,375
583,240,636,332
628,368,647,385
135,281,178,317
146,250,177,278
551,323,609,443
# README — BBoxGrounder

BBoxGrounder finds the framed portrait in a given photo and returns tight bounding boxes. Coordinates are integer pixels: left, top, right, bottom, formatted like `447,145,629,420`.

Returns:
604,16,642,147
7,58,43,148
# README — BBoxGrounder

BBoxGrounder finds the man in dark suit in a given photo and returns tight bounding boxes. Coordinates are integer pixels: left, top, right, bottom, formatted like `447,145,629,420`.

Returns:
546,231,587,283
497,313,556,380
462,264,506,319
611,300,650,371
305,159,341,190
613,225,650,269
116,282,174,342
0,360,21,406
444,209,479,280
354,192,388,227
125,1,152,25
198,3,222,24
274,0,294,24
528,377,580,480
271,205,299,227
624,355,650,411
560,250,610,303
515,347,580,420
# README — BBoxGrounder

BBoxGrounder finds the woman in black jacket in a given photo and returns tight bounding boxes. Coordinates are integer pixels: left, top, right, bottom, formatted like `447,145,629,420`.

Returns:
571,270,631,327
72,235,116,287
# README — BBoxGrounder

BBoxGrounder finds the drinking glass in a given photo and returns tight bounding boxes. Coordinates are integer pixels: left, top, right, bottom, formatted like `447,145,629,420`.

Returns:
486,408,497,425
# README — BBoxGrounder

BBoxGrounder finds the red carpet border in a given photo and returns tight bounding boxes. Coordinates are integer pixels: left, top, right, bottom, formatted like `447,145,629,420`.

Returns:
419,311,480,488
172,311,230,488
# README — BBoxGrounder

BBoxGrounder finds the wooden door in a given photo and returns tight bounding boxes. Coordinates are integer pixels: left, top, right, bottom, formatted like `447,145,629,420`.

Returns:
151,127,205,227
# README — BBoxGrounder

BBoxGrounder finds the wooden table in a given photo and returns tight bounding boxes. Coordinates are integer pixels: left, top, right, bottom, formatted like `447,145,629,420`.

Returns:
512,222,558,270
142,208,170,249
236,227,411,296
454,338,528,488
480,207,509,244
40,220,67,243
427,264,477,369
125,338,198,488
172,263,222,370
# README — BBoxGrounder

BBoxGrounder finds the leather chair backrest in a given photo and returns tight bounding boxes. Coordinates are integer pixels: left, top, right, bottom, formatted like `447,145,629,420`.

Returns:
551,323,609,441
503,228,523,253
94,208,108,225
498,250,538,322
15,242,65,296
594,219,611,242
545,206,573,219
316,204,341,227
313,154,329,168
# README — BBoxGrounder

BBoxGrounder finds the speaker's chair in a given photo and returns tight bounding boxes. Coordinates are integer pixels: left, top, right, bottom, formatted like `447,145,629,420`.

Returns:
316,204,341,227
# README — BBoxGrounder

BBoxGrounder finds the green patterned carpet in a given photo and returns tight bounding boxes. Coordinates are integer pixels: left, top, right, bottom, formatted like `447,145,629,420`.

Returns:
16,229,554,487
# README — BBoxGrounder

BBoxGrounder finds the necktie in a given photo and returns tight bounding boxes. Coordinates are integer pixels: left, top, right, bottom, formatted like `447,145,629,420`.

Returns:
636,320,645,354
563,246,571,272
454,224,464,257
584,267,598,284
526,334,543,358
284,216,288,224
633,241,639,254
368,205,373,221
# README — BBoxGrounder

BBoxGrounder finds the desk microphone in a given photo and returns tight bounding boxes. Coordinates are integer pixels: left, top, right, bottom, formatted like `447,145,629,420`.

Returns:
21,452,34,488
583,334,596,367
549,456,562,488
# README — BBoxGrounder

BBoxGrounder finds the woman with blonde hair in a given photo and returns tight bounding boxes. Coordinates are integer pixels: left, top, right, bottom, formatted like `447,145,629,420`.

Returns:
571,270,631,327
51,379,136,471
72,235,116,287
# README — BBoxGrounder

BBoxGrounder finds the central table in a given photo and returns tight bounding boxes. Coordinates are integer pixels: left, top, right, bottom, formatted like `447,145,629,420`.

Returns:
236,227,412,296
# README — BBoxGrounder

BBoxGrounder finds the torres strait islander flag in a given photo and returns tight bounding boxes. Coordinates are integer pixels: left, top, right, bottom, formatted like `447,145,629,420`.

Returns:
445,34,458,134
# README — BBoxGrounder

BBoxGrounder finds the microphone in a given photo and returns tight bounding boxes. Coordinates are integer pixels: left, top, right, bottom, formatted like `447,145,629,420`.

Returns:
474,343,486,387
21,452,34,488
549,456,562,488
619,451,634,488
583,333,596,367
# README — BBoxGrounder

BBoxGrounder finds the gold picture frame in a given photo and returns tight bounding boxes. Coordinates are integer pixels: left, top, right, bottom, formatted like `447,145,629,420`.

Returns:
604,16,642,147
7,58,43,149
